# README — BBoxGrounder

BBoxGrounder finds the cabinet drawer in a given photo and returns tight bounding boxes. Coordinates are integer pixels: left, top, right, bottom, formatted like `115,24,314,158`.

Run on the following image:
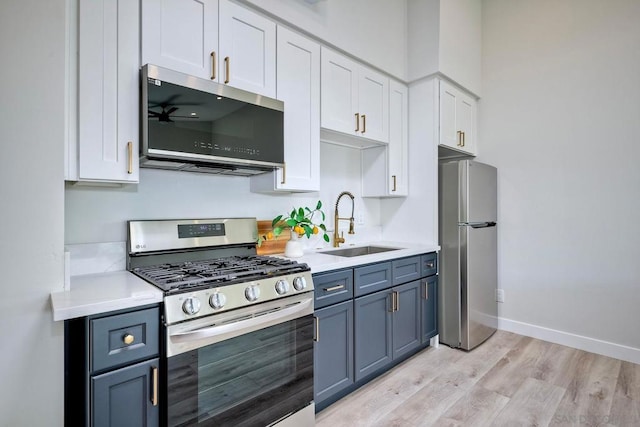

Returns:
392,256,421,285
354,262,392,297
313,269,353,309
421,252,438,277
91,307,159,372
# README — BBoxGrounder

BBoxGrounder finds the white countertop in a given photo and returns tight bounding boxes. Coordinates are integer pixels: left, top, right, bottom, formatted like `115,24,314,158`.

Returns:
290,241,440,274
50,271,164,321
50,241,438,321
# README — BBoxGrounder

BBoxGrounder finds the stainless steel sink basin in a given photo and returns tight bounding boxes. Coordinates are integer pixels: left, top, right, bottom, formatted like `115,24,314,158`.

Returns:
321,246,401,258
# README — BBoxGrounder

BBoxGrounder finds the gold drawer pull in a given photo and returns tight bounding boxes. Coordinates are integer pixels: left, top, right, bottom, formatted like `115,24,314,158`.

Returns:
151,366,158,406
224,57,230,84
210,51,216,80
361,114,366,133
392,175,397,192
127,141,133,174
123,334,135,345
355,113,360,132
324,284,345,292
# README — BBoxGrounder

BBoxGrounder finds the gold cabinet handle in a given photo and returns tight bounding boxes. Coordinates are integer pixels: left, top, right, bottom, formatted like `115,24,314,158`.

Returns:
389,292,395,313
392,175,397,192
361,114,366,134
210,51,216,80
123,334,134,345
324,284,345,292
314,316,319,342
461,131,466,147
127,141,133,174
151,366,158,406
394,291,399,311
456,131,462,147
224,57,230,84
280,163,286,185
423,280,429,300
355,113,360,132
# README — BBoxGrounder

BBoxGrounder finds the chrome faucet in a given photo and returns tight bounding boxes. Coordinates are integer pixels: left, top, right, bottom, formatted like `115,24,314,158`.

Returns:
334,191,355,247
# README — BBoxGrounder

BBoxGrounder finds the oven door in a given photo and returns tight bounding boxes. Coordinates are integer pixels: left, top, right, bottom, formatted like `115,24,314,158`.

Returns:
165,294,314,427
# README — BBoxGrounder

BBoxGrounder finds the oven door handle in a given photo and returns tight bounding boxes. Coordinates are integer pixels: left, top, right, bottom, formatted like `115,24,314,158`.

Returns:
169,298,313,346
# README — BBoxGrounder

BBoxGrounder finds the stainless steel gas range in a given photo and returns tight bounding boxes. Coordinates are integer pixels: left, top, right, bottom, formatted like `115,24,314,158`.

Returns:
127,218,315,427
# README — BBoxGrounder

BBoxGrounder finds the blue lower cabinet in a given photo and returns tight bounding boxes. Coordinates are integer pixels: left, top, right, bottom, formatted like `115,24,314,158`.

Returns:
354,290,393,381
392,280,422,359
421,275,438,344
314,301,354,405
92,358,159,427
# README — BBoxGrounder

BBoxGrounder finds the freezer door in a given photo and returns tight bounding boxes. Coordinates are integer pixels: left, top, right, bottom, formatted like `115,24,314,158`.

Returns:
461,161,497,223
460,222,498,350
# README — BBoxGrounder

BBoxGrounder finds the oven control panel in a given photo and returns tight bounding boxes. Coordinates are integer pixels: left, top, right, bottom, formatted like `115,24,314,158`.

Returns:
164,271,314,325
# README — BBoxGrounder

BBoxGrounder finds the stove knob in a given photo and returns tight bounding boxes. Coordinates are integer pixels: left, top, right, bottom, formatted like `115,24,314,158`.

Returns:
275,279,290,295
182,297,201,315
209,293,227,310
293,276,307,291
245,285,261,302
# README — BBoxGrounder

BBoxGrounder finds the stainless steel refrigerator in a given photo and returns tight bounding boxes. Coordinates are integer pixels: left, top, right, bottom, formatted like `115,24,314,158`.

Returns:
439,160,498,350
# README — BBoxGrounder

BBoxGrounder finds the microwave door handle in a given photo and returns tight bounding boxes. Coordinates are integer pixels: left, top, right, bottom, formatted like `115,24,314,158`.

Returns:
170,298,313,345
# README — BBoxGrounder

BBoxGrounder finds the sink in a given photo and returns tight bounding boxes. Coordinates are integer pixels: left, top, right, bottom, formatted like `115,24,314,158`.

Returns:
321,245,401,258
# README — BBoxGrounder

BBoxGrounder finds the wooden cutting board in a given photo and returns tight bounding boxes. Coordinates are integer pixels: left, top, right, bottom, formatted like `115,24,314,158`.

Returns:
256,220,291,255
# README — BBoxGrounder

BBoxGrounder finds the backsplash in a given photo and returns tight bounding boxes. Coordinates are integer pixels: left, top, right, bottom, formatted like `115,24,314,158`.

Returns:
65,143,382,272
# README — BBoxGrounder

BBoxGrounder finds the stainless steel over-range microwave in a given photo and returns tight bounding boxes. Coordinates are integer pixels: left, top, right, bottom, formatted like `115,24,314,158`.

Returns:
140,64,284,176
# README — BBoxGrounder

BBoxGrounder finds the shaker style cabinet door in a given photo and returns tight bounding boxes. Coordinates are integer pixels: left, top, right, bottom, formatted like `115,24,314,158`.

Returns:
141,0,219,80
320,47,360,136
357,67,389,143
421,275,438,344
392,280,421,359
77,0,139,183
387,80,408,195
92,358,159,427
354,290,393,381
218,0,276,98
250,26,320,193
314,301,354,405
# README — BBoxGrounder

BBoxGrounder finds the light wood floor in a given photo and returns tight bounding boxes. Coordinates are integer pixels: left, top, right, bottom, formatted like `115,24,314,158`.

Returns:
315,331,640,426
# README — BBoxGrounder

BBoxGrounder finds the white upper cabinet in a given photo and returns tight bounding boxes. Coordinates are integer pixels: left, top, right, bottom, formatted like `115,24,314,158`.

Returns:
250,26,320,193
141,0,276,98
321,47,389,146
439,79,476,156
141,0,218,80
362,80,408,197
408,0,481,97
71,0,139,183
218,0,276,98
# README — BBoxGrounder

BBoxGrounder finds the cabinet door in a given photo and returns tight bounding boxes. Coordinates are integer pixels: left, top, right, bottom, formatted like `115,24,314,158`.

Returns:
357,67,389,143
78,0,139,183
392,281,421,358
388,80,408,195
250,26,320,193
421,276,438,344
354,290,392,381
457,91,476,154
439,80,459,151
314,301,354,405
218,0,276,97
320,47,359,136
141,0,218,80
92,358,159,427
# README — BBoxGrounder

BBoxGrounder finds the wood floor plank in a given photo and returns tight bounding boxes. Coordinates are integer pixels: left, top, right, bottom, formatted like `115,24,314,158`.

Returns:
605,361,640,426
431,385,510,427
552,353,621,426
476,335,552,398
491,377,565,426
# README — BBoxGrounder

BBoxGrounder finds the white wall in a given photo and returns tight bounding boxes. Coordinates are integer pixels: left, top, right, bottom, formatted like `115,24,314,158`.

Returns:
0,0,66,425
65,143,381,248
240,0,408,79
479,0,640,358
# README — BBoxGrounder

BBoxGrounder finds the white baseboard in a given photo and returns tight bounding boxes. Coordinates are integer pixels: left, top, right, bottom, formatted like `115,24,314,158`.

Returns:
498,317,640,365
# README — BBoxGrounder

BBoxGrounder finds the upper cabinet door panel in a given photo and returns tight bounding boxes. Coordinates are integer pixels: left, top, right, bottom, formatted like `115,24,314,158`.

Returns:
439,82,458,149
358,68,389,143
275,26,320,191
141,0,219,80
320,47,359,135
78,0,139,183
218,0,276,98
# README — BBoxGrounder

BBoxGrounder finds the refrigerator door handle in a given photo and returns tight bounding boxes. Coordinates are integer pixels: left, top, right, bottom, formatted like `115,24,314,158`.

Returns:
459,221,497,229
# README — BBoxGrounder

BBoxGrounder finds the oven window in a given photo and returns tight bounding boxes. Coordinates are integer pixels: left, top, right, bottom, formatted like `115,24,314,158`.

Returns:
167,314,314,426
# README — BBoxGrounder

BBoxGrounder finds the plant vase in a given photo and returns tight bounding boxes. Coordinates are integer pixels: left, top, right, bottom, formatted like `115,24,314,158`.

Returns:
284,233,304,258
